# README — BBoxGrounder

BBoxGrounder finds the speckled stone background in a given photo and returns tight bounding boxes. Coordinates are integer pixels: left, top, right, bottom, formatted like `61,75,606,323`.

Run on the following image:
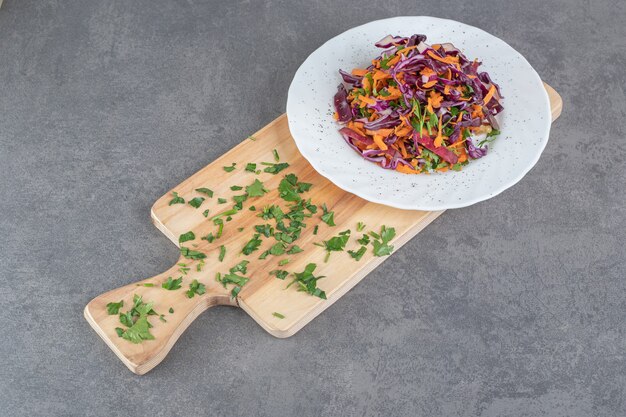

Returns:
0,1,624,416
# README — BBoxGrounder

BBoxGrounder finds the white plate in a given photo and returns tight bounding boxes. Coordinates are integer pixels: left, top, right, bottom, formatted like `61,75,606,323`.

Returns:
286,16,551,211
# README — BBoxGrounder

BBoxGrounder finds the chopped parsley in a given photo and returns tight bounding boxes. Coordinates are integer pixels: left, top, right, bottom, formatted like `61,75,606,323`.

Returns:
169,192,185,205
313,225,319,235
278,259,290,266
223,163,236,172
217,198,227,204
216,261,250,298
201,233,215,243
287,263,326,299
245,163,257,172
230,185,243,191
278,174,312,202
348,246,367,261
262,162,289,174
270,269,289,280
179,231,195,244
169,307,174,314
273,149,280,162
246,179,268,197
203,209,210,217
186,279,206,298
162,276,183,290
115,294,158,344
315,229,350,262
188,197,205,208
180,247,207,260
255,224,274,237
195,188,214,197
219,244,226,262
320,203,335,226
272,312,285,319
357,222,366,232
370,225,396,257
287,245,303,254
242,234,262,255
137,283,155,287
106,300,124,315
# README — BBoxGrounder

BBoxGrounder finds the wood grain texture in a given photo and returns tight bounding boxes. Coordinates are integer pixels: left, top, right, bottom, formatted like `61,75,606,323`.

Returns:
85,83,562,374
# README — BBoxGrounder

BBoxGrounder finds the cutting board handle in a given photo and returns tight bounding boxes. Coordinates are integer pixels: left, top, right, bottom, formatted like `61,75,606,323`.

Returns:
84,259,235,375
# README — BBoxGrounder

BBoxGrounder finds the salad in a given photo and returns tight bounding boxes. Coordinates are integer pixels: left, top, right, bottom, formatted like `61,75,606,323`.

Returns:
333,34,503,173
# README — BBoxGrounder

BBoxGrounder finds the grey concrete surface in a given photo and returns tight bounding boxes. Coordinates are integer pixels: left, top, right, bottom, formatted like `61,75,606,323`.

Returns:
1,0,624,416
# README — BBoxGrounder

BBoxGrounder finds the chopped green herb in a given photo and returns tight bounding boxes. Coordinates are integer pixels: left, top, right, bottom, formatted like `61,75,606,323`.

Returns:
106,300,124,315
245,163,257,172
357,234,370,245
201,233,215,243
223,163,236,172
278,174,312,202
180,247,207,260
316,229,350,262
249,205,256,211
203,209,210,217
196,259,205,272
216,261,250,298
263,162,290,174
169,307,174,314
232,194,248,210
269,242,286,256
270,270,289,280
217,198,227,204
219,245,226,262
230,185,243,191
246,179,268,197
278,259,290,266
169,192,185,206
214,218,224,238
179,231,195,244
162,276,183,290
313,225,319,235
159,314,167,323
115,294,158,344
320,203,335,226
357,222,366,232
287,245,303,254
247,136,257,141
137,283,155,287
195,188,214,198
348,246,367,261
272,312,285,319
186,279,206,298
287,263,326,299
254,224,274,238
242,234,262,255
272,149,280,162
370,225,396,257
188,197,205,208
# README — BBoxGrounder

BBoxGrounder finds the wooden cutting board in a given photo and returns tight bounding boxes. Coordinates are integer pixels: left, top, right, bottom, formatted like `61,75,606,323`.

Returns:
85,83,562,375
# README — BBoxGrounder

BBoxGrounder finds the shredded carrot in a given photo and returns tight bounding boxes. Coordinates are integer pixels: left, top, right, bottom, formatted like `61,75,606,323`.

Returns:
420,67,436,77
387,55,400,67
396,164,418,174
366,128,394,136
483,84,496,105
372,135,388,151
429,91,444,108
359,95,376,106
333,112,339,121
427,50,459,65
397,140,409,158
422,80,437,89
352,68,368,76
